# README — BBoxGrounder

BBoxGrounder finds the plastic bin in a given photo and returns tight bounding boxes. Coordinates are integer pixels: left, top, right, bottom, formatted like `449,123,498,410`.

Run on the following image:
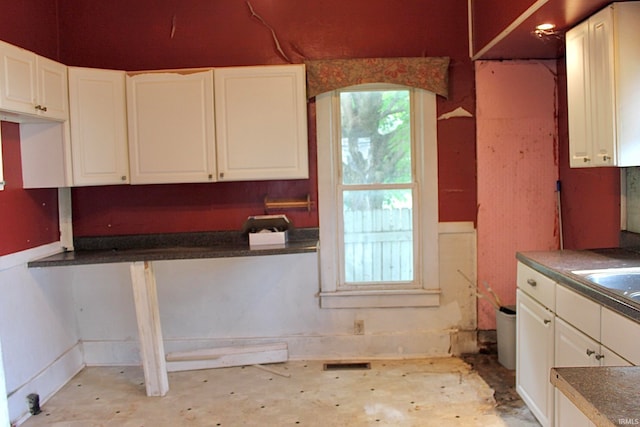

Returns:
496,306,516,370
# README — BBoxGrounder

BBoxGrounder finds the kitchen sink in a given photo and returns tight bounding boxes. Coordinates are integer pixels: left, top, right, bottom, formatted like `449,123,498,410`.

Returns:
573,268,640,302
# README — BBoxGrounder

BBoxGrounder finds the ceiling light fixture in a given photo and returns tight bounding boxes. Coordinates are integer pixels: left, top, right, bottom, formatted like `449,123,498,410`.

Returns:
534,23,557,38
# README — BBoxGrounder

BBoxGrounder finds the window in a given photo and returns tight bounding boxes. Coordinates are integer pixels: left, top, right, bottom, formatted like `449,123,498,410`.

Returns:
317,84,440,308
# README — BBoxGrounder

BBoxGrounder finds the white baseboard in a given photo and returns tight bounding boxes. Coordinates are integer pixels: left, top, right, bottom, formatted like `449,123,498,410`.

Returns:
82,329,470,367
9,342,83,426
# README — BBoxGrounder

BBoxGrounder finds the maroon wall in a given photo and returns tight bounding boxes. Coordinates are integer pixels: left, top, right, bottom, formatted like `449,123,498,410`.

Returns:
0,0,60,256
0,0,621,252
55,0,476,236
0,123,60,255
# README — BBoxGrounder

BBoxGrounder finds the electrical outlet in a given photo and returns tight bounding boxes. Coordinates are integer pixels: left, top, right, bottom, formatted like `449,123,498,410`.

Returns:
354,320,365,335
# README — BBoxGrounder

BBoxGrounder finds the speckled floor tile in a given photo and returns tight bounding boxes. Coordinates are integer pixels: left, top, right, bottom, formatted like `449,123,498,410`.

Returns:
19,357,539,426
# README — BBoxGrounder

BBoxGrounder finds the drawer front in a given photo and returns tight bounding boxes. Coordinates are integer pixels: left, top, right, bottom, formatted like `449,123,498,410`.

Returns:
601,308,640,365
517,262,556,311
555,285,601,341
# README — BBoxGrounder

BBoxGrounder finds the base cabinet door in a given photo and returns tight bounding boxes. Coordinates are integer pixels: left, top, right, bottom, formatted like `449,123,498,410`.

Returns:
555,391,595,427
516,289,554,427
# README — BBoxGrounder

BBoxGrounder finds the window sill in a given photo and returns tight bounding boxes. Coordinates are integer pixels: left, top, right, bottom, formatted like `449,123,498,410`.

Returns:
319,289,441,309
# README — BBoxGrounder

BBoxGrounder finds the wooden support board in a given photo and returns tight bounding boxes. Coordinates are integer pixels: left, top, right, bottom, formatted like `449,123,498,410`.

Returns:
166,343,288,372
130,261,169,396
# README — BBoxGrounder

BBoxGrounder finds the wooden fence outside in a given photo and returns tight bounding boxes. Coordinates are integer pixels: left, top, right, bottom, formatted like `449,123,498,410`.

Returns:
343,208,414,282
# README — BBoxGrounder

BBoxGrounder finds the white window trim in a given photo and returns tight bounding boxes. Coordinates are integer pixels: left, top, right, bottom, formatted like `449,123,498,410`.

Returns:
316,85,440,308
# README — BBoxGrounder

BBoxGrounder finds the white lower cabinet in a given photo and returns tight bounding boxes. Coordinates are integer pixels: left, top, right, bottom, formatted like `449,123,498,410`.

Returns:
517,289,555,427
554,317,631,426
517,261,637,427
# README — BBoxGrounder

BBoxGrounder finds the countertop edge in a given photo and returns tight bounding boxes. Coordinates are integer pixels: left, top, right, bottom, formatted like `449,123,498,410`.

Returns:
516,250,640,323
27,230,319,268
551,366,640,427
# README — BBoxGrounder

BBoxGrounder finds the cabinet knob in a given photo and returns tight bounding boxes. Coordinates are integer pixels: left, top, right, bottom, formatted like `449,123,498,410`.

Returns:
583,157,590,162
121,176,127,181
34,104,48,112
527,279,537,287
543,319,551,325
586,349,596,356
595,354,604,361
603,155,610,162
219,172,225,179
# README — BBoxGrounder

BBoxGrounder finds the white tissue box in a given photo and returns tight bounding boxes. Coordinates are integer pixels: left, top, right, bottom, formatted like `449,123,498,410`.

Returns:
249,230,288,247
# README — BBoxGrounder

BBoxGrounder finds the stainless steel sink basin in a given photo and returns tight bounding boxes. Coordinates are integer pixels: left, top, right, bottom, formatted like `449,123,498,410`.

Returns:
572,268,640,302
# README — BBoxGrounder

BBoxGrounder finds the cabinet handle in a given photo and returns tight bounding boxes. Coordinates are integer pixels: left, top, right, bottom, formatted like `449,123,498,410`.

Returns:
586,349,595,356
219,172,225,179
602,155,610,162
543,319,551,325
34,104,48,112
121,176,127,181
595,354,604,361
527,279,537,287
583,157,590,162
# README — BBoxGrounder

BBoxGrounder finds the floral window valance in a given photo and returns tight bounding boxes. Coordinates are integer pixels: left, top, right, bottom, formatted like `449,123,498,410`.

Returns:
305,57,449,99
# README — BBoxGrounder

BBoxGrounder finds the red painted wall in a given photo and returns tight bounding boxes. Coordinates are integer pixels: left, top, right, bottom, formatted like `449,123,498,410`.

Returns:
55,0,476,236
0,123,60,255
0,0,61,256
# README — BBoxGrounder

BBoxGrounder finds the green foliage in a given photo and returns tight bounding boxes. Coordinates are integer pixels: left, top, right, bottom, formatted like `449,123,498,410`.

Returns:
340,89,412,209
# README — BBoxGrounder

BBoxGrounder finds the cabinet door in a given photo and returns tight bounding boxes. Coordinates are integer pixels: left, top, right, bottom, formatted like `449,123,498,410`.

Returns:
600,346,631,367
555,390,595,427
0,40,37,115
215,64,308,181
517,289,554,427
601,307,640,364
36,56,69,121
555,318,600,368
127,71,216,184
69,67,129,186
588,6,615,166
566,20,592,168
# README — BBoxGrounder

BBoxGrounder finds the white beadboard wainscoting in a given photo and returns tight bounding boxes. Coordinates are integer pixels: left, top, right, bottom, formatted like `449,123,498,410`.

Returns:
0,222,476,425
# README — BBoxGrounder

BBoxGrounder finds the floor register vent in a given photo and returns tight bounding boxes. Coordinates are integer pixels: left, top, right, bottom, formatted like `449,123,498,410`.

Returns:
323,362,371,371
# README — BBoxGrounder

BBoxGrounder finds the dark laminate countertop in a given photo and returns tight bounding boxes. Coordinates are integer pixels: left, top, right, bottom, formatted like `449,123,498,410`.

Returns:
28,228,319,268
551,366,640,426
517,248,640,323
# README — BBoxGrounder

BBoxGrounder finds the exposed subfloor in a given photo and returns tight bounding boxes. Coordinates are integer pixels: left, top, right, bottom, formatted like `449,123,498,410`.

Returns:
19,354,540,426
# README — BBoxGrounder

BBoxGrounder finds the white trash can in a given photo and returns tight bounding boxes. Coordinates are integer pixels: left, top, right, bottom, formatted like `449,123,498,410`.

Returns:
495,306,516,370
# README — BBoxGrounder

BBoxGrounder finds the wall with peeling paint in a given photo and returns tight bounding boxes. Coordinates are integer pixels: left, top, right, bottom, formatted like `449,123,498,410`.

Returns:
476,60,560,329
55,0,476,237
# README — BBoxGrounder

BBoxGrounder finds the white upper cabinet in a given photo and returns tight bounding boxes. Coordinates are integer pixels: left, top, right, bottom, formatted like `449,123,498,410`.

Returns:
126,70,216,184
214,64,308,181
68,67,129,186
0,40,68,121
566,2,640,167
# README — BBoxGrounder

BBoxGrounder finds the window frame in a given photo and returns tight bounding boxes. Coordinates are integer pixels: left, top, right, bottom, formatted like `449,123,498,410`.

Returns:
316,84,440,308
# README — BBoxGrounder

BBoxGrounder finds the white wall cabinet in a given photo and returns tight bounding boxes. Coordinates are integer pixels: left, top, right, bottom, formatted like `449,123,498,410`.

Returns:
516,288,555,427
566,2,640,167
0,40,68,121
126,71,216,184
68,67,129,186
214,64,308,181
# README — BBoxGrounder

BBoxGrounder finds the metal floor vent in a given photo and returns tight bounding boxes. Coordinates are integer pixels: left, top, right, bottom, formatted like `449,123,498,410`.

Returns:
323,362,371,371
